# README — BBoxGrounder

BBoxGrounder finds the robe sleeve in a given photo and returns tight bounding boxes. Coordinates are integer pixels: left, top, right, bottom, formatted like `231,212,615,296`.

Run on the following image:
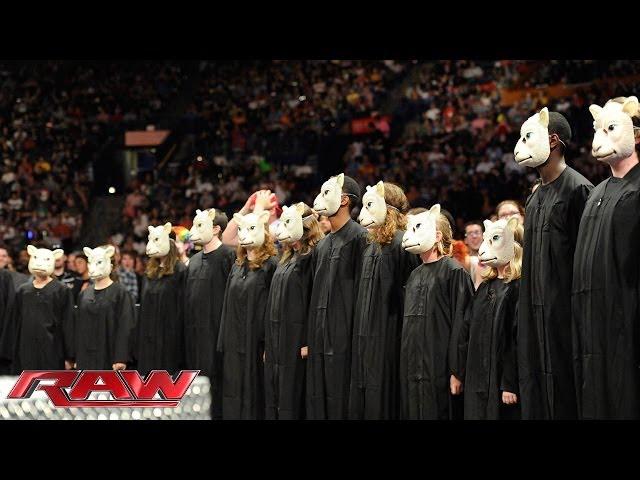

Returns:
500,283,520,394
0,272,15,357
567,183,592,252
59,285,75,361
0,282,17,363
447,267,474,380
216,270,234,353
300,254,314,347
114,288,135,364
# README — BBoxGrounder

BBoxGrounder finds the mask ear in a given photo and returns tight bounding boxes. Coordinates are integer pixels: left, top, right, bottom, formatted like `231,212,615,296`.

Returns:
538,107,549,128
622,96,639,117
483,219,492,231
429,203,441,217
196,209,202,216
589,104,603,120
506,217,519,232
335,173,345,188
27,245,37,256
83,247,93,258
104,245,116,258
233,213,244,226
375,181,385,197
258,210,270,225
53,249,65,260
295,202,305,215
207,208,217,219
148,225,154,234
163,222,172,235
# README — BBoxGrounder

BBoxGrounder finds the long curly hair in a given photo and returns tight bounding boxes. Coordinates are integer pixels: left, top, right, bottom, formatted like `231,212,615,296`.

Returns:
368,182,410,246
280,203,324,264
146,239,179,280
481,223,524,284
236,230,277,270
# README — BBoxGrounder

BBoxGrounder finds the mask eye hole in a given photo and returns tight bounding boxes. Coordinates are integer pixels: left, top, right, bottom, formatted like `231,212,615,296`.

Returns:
525,132,532,139
416,223,421,229
250,226,256,230
608,124,615,132
492,235,500,241
367,202,373,208
285,219,290,224
324,190,329,195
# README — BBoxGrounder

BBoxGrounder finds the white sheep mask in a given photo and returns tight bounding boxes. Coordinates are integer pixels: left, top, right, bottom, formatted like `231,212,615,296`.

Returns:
590,96,639,163
478,217,519,268
276,203,306,243
402,204,441,254
83,245,115,280
189,208,217,245
514,107,551,168
359,181,388,228
234,211,270,248
313,173,344,217
27,245,63,277
146,222,172,258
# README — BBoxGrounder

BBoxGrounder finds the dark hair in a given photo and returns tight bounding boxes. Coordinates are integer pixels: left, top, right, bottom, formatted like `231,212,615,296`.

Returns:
121,250,137,260
548,111,572,153
440,208,457,237
342,175,362,211
464,221,483,231
212,210,229,238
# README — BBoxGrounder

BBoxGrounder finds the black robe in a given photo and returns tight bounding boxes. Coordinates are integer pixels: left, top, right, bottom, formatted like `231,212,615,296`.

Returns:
184,245,236,420
0,269,16,374
518,166,592,420
349,230,420,419
306,219,368,420
134,261,187,376
217,257,278,420
400,257,474,420
0,279,74,371
265,252,314,420
572,162,640,420
461,278,520,420
75,282,135,370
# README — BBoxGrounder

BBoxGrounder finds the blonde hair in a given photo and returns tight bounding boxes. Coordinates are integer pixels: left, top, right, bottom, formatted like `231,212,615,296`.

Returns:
236,230,277,270
368,182,410,246
481,223,524,284
146,239,179,280
435,213,454,258
280,203,324,264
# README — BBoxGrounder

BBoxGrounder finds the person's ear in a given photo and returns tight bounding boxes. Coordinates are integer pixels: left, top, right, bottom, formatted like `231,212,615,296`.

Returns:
340,194,349,208
212,225,221,236
435,230,443,243
549,133,560,150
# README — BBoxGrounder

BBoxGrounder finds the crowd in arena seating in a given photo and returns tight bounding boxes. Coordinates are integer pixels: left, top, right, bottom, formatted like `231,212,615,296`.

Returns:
2,59,639,274
0,61,186,269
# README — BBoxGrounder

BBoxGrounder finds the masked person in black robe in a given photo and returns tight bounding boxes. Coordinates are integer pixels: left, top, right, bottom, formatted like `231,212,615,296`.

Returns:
265,202,324,420
185,208,235,420
74,246,134,370
0,268,16,374
349,181,420,420
0,245,74,372
134,223,186,376
217,207,278,420
400,205,474,420
573,96,640,419
456,218,523,420
306,173,368,420
513,107,593,420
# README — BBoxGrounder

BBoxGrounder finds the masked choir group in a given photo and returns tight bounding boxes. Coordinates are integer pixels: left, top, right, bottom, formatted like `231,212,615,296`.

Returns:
0,95,639,420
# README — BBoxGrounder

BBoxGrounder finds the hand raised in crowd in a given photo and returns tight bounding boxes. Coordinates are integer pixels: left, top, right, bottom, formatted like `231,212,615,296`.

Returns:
502,391,518,405
65,360,75,370
300,346,308,359
253,190,278,213
112,363,127,371
240,191,258,215
450,375,463,395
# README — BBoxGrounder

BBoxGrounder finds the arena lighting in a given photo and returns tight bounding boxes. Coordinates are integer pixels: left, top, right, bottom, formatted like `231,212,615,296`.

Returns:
196,156,203,162
299,96,306,102
108,187,116,194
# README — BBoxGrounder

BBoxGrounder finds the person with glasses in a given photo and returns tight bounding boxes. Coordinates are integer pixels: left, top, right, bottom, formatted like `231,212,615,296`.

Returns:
495,200,525,226
464,221,486,290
